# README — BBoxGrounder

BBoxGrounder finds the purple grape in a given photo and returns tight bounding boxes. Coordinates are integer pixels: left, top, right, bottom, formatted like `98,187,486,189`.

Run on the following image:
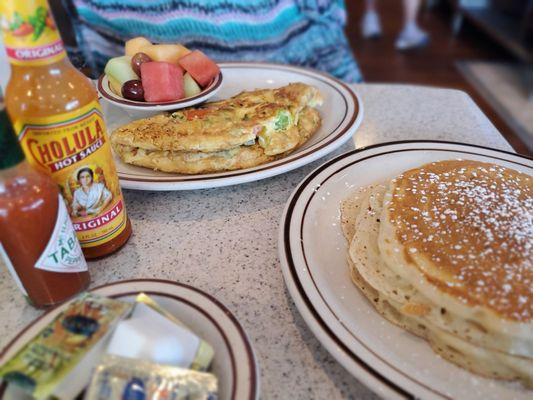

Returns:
131,52,152,76
122,80,145,101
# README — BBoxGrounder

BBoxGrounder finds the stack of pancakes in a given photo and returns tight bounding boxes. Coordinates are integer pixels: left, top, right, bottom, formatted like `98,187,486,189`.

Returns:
341,160,532,386
111,83,322,174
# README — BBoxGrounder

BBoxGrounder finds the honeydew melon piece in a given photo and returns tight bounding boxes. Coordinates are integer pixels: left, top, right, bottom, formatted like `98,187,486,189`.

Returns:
104,56,139,93
107,75,123,96
183,72,201,98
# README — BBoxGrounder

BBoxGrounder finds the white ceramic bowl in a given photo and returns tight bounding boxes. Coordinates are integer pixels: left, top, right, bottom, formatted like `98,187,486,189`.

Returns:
97,71,223,111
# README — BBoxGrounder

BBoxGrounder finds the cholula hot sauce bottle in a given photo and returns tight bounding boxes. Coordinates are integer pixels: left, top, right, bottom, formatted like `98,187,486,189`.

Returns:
1,0,132,258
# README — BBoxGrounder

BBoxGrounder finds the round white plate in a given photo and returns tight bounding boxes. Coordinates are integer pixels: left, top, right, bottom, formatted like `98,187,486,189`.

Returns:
278,141,532,400
97,71,223,111
104,62,363,191
0,279,259,400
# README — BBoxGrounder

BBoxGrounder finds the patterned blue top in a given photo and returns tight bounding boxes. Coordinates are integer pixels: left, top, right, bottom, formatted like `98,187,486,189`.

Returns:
65,0,362,82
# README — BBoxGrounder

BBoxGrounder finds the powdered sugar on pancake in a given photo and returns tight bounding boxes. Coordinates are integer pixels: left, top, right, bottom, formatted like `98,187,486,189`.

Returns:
388,160,532,322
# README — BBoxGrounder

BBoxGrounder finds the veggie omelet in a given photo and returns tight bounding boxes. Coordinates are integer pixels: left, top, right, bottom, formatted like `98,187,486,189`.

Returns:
110,83,323,174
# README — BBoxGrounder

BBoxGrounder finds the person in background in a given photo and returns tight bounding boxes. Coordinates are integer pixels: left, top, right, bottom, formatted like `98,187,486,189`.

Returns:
57,0,362,83
361,0,429,50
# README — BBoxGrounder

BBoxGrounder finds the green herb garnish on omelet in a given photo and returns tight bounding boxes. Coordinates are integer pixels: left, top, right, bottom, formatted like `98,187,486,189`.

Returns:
274,111,291,131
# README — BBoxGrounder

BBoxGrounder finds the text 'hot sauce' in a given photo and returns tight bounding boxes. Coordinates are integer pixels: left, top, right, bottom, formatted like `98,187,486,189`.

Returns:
1,0,132,258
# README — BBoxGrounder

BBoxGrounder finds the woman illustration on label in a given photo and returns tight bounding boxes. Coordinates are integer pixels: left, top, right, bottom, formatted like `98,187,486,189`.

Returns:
71,167,112,217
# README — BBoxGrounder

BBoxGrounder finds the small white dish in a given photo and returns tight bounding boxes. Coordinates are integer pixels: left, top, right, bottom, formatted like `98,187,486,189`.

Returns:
279,141,532,400
97,71,223,111
0,279,259,400
104,62,363,191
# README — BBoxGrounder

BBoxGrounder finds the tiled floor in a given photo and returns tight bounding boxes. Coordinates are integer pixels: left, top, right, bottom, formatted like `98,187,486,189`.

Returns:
344,0,530,155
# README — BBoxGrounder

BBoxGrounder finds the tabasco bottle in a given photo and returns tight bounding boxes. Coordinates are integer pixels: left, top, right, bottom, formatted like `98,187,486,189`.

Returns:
0,93,90,308
1,0,132,259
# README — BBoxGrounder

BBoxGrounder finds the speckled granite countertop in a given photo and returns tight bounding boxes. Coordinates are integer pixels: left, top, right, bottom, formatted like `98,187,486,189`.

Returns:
0,84,513,399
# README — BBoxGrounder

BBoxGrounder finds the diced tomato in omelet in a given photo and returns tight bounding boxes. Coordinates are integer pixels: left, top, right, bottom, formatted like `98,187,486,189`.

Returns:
141,62,184,102
178,50,220,87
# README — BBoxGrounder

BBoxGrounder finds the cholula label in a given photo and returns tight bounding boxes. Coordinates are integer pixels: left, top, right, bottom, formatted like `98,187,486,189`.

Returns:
14,101,128,248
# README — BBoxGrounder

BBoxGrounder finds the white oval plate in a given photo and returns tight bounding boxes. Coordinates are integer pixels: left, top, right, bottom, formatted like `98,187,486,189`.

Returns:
278,141,532,400
0,279,259,400
97,71,223,111
104,62,363,190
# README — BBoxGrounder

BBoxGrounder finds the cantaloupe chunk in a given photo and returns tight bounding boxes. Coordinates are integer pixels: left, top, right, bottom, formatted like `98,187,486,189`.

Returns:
125,37,152,56
140,44,191,64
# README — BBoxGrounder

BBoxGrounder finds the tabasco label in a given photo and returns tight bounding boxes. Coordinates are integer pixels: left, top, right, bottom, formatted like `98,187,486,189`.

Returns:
35,195,87,272
0,0,66,66
14,101,129,248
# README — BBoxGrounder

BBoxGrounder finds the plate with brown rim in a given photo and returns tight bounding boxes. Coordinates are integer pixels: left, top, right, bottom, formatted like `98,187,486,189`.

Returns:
0,279,259,400
103,62,363,190
278,141,532,400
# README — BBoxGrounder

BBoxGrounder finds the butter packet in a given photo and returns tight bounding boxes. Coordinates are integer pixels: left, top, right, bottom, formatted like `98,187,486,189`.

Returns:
0,293,132,400
84,354,218,400
105,293,214,371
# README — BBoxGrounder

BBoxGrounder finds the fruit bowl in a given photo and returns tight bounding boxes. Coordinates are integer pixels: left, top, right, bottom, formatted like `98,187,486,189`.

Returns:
97,71,223,112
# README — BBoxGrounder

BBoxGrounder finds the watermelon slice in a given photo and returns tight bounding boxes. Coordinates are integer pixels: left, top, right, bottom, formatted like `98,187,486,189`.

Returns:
178,50,220,88
141,61,184,102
